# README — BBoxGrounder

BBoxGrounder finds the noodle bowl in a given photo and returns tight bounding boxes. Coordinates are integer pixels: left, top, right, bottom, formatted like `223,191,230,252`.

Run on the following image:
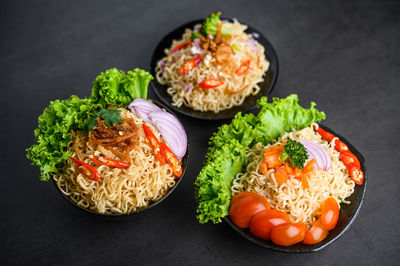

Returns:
53,108,182,215
231,124,355,228
155,20,270,113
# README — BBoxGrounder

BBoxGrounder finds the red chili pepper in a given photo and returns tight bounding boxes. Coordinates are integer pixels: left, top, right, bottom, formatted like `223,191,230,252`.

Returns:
235,59,251,76
347,164,364,185
340,151,360,168
314,125,350,153
142,123,166,165
70,157,100,181
90,156,130,168
334,139,349,153
179,56,202,75
313,125,335,142
160,142,182,178
171,41,192,53
198,79,224,89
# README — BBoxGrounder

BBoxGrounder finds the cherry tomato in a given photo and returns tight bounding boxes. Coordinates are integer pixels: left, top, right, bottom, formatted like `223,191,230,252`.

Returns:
229,192,270,228
321,197,339,230
249,209,291,240
303,219,328,245
348,164,364,185
340,151,360,168
230,191,269,207
270,222,307,246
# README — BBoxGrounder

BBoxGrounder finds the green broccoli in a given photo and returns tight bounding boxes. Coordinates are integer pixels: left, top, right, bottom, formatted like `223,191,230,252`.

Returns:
192,11,221,40
280,138,309,168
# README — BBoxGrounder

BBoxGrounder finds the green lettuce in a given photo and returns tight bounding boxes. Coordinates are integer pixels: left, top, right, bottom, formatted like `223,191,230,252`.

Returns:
27,68,153,181
26,96,102,181
91,68,153,106
194,94,326,223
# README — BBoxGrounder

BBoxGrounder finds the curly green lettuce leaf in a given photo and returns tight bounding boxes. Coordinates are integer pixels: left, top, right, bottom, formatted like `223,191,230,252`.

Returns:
194,94,326,223
253,95,326,144
195,139,246,223
90,68,153,107
26,96,102,181
27,67,154,181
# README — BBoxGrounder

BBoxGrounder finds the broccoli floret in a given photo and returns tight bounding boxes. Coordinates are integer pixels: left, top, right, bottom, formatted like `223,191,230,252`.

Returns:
280,138,309,168
199,11,221,37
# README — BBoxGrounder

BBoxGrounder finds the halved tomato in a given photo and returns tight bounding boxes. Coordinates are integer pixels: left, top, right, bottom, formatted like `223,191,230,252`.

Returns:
303,219,329,245
229,191,270,228
249,209,291,240
270,222,307,246
320,197,339,230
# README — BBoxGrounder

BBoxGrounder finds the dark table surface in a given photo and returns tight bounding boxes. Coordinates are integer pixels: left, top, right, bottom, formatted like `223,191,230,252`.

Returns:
1,0,399,265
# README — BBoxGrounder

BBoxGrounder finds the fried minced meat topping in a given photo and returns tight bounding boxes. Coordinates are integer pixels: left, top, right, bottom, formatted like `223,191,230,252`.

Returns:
199,23,235,74
86,117,139,161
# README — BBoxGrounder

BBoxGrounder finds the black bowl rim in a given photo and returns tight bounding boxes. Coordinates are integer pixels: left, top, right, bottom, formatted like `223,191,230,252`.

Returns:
150,18,279,120
51,99,190,217
223,124,367,252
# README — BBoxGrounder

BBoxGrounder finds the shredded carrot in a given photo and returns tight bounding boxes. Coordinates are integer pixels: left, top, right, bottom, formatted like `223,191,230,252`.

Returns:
264,152,283,168
303,159,317,173
294,167,302,178
301,173,310,189
284,162,293,175
260,163,268,176
274,169,288,185
264,144,284,154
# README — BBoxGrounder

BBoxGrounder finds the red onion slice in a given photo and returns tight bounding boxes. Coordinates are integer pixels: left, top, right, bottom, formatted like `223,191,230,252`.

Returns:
128,99,187,159
299,140,331,171
149,111,187,159
128,99,162,113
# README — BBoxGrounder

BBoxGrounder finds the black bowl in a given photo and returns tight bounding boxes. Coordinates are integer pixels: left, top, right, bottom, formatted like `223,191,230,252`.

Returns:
52,100,190,216
224,124,367,252
150,18,279,120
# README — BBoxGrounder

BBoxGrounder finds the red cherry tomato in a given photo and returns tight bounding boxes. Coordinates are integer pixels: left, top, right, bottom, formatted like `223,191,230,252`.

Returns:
270,222,307,246
229,192,270,228
321,197,339,230
303,219,329,245
249,209,291,240
340,151,360,168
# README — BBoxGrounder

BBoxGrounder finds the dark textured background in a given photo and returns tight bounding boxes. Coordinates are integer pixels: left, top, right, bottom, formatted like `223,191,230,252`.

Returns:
1,0,399,265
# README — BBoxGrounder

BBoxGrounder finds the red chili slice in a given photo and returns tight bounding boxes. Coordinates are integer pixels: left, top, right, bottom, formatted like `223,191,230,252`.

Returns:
179,56,202,75
160,142,182,178
171,41,192,53
235,59,251,76
198,79,224,89
89,156,130,168
340,151,360,168
142,124,166,165
348,164,364,185
313,125,335,142
70,157,100,181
